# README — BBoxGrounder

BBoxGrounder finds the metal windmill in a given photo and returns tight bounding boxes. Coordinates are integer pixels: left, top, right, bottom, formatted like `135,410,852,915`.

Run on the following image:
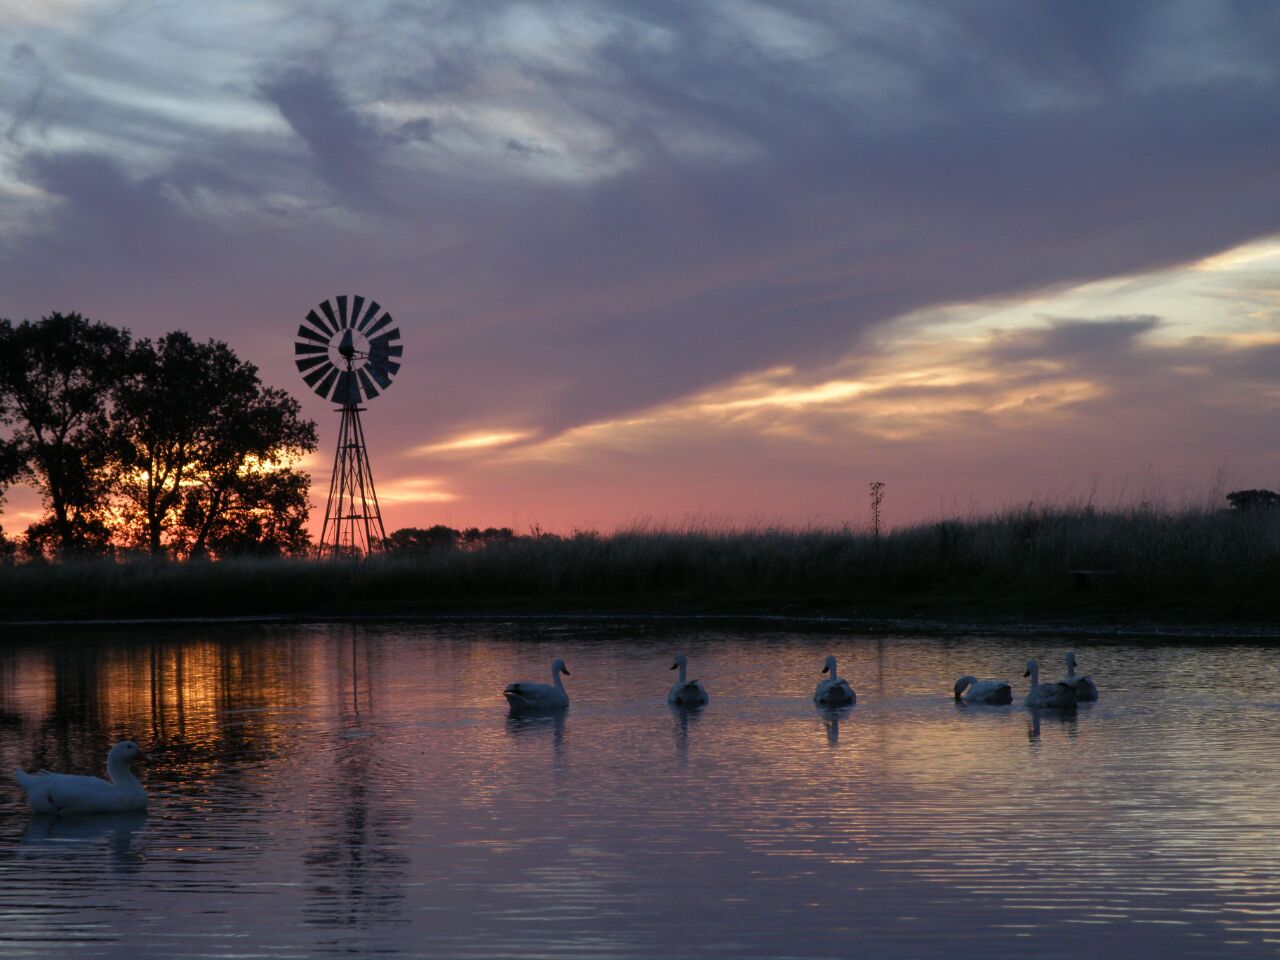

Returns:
294,295,403,558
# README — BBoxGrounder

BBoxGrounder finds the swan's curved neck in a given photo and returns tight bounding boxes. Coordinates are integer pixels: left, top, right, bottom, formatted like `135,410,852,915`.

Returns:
552,666,565,692
107,755,140,789
827,658,838,680
1067,660,1077,678
1027,663,1040,686
677,660,687,683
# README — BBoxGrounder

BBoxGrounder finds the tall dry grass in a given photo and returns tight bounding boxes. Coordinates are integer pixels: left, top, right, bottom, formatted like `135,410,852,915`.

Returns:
1,503,1276,621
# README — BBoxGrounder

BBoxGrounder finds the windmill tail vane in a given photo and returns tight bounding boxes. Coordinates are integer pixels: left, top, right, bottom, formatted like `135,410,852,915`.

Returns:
294,294,404,559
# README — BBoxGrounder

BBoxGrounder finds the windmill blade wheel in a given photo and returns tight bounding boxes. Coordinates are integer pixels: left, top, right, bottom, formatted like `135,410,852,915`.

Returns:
294,295,404,405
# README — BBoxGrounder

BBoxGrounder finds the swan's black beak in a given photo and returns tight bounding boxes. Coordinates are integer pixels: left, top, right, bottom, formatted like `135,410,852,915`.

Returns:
671,662,679,670
561,666,570,675
953,690,962,701
822,664,830,674
1022,669,1031,677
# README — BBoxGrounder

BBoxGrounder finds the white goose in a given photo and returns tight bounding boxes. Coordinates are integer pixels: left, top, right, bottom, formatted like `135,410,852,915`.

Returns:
504,658,570,711
813,655,856,706
953,675,1013,704
1063,652,1099,701
667,654,709,707
14,741,147,814
1023,659,1078,709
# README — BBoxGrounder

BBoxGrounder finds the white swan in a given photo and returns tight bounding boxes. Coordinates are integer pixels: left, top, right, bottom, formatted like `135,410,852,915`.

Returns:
504,658,570,711
667,654,709,707
1023,659,1078,709
1063,652,1099,701
813,655,856,706
14,741,147,814
954,675,1013,704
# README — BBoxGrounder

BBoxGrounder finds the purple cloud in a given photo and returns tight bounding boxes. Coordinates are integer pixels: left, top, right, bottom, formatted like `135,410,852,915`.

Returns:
0,1,1277,530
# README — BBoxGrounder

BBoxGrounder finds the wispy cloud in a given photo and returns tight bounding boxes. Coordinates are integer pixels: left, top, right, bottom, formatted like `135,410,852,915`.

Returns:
375,477,457,505
410,430,533,456
0,0,101,27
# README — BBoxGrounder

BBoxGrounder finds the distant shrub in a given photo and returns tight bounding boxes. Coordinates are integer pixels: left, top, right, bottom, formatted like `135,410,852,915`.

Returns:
384,525,462,552
461,526,516,547
1226,489,1280,512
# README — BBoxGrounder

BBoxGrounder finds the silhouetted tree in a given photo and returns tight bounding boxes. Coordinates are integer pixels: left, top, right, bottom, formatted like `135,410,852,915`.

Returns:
110,332,318,558
0,433,20,494
178,468,312,558
172,370,315,560
0,432,22,549
1226,489,1280,512
21,514,114,561
0,313,129,557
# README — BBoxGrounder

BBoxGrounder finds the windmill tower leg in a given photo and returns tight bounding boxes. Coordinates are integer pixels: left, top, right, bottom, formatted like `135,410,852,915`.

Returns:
318,403,349,554
347,402,386,553
318,402,387,559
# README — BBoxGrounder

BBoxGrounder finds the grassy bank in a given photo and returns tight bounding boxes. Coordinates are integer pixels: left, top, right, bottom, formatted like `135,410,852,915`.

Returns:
1,504,1277,624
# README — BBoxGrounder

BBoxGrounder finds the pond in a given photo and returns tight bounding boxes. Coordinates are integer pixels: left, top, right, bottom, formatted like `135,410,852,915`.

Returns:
1,620,1278,958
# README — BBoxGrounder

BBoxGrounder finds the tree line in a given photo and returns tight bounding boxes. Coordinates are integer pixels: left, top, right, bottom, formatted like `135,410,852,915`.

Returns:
0,312,317,561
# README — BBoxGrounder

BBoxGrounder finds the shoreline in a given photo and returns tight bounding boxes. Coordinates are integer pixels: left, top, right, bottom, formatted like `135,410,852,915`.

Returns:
3,507,1277,636
4,608,1279,642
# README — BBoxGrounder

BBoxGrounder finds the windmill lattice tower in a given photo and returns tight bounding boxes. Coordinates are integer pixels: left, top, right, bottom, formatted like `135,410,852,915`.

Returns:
294,295,403,558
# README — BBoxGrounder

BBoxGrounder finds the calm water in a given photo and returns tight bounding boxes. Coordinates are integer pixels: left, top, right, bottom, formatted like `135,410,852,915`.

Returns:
1,621,1279,958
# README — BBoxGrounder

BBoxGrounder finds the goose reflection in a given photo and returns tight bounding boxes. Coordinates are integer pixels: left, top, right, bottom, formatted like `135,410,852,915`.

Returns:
1027,707,1080,743
506,708,567,757
669,702,705,765
20,811,148,872
953,696,1014,713
817,705,852,747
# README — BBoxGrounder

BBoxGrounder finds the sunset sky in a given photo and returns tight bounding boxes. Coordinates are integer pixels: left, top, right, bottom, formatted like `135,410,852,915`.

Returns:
1,1,1278,535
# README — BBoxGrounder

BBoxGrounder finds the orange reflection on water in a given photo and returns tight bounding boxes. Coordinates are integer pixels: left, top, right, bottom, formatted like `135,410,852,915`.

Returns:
0,630,317,793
